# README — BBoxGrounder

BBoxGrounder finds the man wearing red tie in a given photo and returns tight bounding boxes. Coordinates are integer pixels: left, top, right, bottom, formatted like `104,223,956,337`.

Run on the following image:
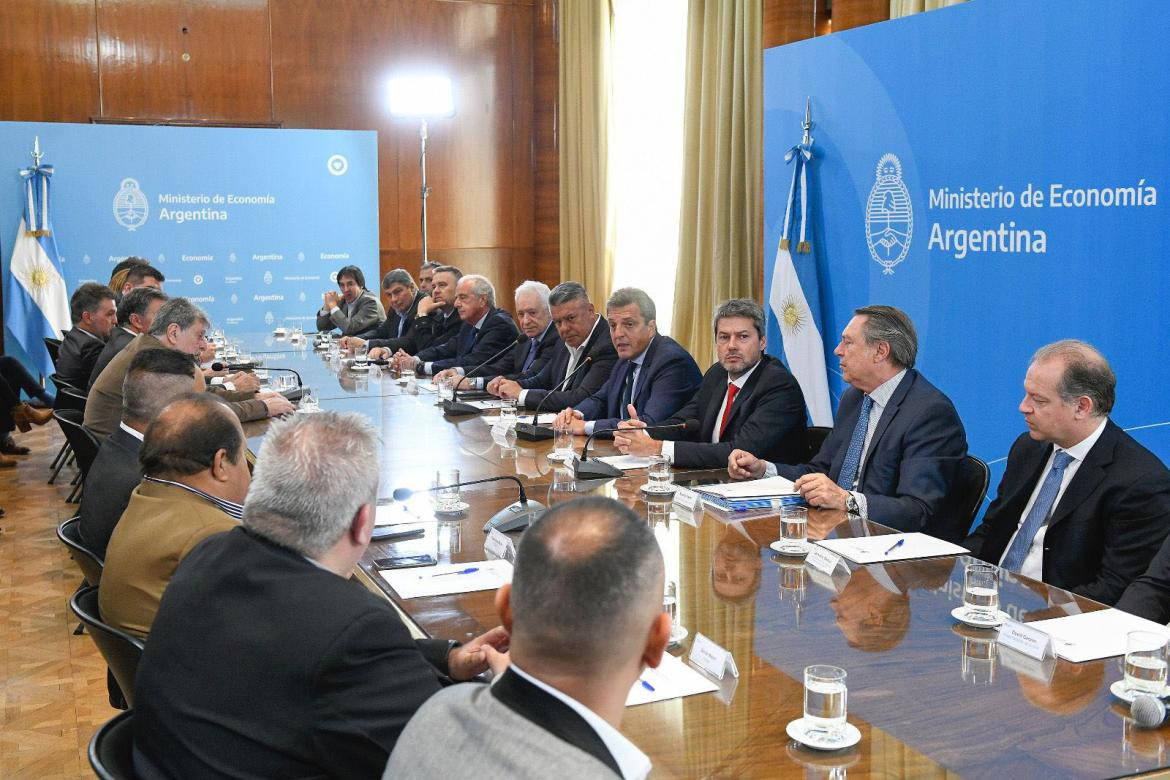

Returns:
614,299,806,469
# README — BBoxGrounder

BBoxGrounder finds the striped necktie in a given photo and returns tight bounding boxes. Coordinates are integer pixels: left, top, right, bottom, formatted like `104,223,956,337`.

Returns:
1001,451,1074,572
836,395,874,490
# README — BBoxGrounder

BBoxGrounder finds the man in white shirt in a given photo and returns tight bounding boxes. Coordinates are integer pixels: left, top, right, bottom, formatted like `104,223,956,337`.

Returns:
965,339,1170,605
384,496,671,779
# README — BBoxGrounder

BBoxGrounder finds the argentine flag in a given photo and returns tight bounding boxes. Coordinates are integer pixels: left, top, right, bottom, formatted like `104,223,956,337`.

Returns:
4,156,70,378
769,239,832,426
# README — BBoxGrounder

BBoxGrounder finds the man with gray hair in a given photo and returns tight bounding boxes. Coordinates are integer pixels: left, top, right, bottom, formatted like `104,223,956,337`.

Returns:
85,296,292,437
615,299,806,469
966,340,1170,604
729,304,969,540
79,348,205,557
391,273,520,376
132,411,509,779
386,496,670,779
87,284,169,388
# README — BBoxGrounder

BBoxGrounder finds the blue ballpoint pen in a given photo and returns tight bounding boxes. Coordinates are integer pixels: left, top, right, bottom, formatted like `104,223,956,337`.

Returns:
423,567,480,578
883,538,905,556
640,679,655,692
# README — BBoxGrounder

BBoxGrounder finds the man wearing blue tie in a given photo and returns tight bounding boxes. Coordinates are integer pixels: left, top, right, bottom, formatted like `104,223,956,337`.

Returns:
965,340,1170,605
554,288,701,436
729,305,968,539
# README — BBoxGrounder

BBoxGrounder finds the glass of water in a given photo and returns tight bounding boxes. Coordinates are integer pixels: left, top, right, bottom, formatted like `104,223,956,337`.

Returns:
963,563,1000,622
300,387,318,411
1125,631,1169,694
353,344,368,365
776,504,809,555
551,422,576,462
398,363,415,384
645,454,673,493
437,376,456,402
434,468,462,512
803,665,848,743
498,397,518,428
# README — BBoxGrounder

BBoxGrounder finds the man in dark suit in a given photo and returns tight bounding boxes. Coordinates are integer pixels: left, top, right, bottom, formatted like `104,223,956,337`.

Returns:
369,264,463,360
78,348,202,557
555,288,702,435
965,340,1170,605
386,496,670,779
487,281,619,413
87,285,168,388
340,268,425,354
615,299,806,469
133,410,510,779
56,282,117,391
315,264,386,336
390,274,520,376
436,280,560,390
1117,534,1170,623
729,305,968,539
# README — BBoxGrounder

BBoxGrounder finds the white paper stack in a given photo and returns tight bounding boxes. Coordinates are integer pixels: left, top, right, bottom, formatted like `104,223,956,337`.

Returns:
379,559,512,599
814,532,967,564
625,653,719,706
1028,608,1170,662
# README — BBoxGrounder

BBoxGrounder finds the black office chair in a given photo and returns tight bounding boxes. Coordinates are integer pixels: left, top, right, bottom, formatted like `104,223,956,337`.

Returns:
88,709,137,780
804,425,832,461
70,586,145,710
53,409,100,502
951,454,990,539
43,336,62,367
57,516,104,587
47,374,86,483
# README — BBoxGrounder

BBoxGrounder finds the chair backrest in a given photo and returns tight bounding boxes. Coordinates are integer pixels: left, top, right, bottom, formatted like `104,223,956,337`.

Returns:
70,586,145,709
50,373,86,411
57,516,104,586
88,709,137,780
952,454,991,538
804,425,832,462
43,337,62,367
53,409,102,477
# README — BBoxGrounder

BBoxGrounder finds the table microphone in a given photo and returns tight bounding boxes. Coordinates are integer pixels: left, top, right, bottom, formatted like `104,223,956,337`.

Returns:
1132,694,1168,728
516,356,594,441
575,419,700,480
210,360,261,372
391,474,546,533
443,333,528,416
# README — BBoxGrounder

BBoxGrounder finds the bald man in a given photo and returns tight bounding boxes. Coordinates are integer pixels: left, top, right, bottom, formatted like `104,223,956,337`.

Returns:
386,497,671,779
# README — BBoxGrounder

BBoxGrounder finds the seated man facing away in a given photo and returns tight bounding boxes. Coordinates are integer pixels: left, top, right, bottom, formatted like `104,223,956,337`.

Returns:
487,281,618,412
56,282,117,391
554,287,701,436
728,305,969,540
389,274,520,377
85,297,293,438
966,340,1170,605
435,279,560,390
615,299,806,469
368,264,464,361
316,263,386,337
386,496,670,780
1117,533,1170,624
133,411,508,779
100,393,250,638
340,268,426,355
88,285,168,388
79,348,203,558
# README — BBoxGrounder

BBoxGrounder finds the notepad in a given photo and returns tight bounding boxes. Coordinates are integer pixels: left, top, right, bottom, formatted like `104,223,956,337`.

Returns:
814,532,968,564
1028,609,1170,663
625,653,719,707
379,559,512,599
693,475,799,499
595,455,653,470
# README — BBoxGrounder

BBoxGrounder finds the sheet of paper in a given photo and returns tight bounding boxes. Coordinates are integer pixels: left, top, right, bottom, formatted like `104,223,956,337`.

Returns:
379,559,512,599
694,475,798,499
480,413,557,426
465,399,511,410
625,653,719,707
1028,608,1170,663
595,454,652,470
415,380,438,393
814,532,968,564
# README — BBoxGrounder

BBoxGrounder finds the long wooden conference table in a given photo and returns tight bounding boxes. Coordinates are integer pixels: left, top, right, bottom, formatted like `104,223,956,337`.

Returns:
236,333,1170,779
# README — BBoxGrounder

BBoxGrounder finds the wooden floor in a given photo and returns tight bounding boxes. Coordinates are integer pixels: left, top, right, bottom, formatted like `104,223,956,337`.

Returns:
1,423,113,779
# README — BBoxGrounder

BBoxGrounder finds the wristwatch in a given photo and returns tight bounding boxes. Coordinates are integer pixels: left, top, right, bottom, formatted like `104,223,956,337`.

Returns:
846,493,860,516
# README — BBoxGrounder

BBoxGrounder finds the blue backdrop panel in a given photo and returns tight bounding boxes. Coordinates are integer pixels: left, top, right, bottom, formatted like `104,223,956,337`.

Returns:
763,0,1170,514
0,122,378,345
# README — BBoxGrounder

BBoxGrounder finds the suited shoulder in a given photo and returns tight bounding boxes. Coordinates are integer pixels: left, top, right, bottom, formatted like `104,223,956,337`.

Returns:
1104,422,1170,481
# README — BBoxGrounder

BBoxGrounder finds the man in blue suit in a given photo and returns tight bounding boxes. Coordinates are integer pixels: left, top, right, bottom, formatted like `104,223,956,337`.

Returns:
554,288,701,436
729,305,968,540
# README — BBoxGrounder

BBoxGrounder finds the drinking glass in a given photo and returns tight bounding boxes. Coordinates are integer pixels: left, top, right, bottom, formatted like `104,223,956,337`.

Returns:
498,397,519,428
437,376,455,402
299,387,318,411
776,504,809,555
434,468,462,512
645,454,673,493
961,635,997,686
803,665,848,743
1125,631,1169,694
551,422,576,462
353,344,369,365
398,363,415,384
962,563,999,622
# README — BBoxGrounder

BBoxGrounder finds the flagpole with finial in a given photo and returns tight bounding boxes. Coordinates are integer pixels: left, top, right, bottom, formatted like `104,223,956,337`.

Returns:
32,135,42,167
24,136,52,237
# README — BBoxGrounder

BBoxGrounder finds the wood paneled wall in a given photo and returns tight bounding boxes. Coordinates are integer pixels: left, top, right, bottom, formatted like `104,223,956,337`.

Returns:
0,0,560,311
763,0,888,48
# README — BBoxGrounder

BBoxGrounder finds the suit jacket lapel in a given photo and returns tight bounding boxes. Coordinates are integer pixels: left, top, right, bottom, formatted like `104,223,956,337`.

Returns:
630,337,661,406
610,361,633,417
717,357,770,439
859,370,914,477
1047,422,1116,529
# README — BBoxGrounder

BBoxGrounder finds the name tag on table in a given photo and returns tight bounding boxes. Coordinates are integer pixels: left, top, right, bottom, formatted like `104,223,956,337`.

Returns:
998,618,1052,660
483,528,516,563
672,486,704,512
690,632,739,680
805,545,844,575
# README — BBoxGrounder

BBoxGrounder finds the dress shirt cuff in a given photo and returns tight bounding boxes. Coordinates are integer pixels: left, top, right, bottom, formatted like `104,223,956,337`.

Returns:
661,440,675,461
329,306,339,314
455,367,466,376
423,361,433,375
851,491,867,518
518,389,529,405
584,420,595,436
763,461,778,478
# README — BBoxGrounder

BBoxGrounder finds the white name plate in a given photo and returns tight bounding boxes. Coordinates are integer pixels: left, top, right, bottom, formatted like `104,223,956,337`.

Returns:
483,528,516,563
672,486,704,512
998,618,1052,660
804,545,844,575
689,632,739,680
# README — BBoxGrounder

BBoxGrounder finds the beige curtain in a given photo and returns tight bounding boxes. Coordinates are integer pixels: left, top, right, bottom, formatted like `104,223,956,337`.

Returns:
890,0,967,19
559,0,616,306
672,0,761,364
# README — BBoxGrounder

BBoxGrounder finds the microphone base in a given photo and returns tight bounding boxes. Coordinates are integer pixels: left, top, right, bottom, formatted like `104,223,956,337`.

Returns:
442,400,481,416
515,423,553,441
281,387,304,403
483,500,546,534
574,459,623,480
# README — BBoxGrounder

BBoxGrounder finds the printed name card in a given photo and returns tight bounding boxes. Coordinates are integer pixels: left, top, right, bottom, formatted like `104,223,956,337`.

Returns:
689,632,739,680
483,528,516,563
804,545,844,575
672,486,704,512
998,618,1052,660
